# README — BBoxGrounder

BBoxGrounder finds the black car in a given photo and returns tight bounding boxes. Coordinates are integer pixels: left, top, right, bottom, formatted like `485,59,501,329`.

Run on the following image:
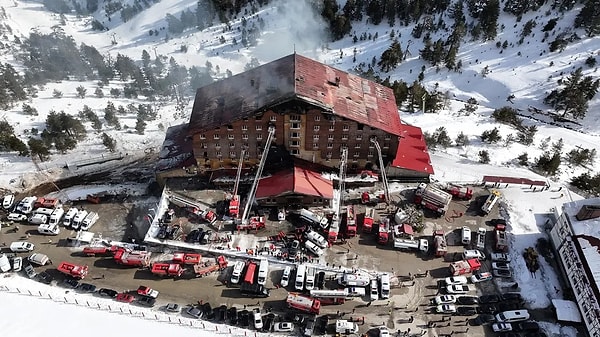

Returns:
501,292,524,303
98,288,118,298
316,315,329,334
456,306,478,316
36,271,53,285
263,313,275,332
137,296,156,307
217,305,228,322
497,302,521,312
166,224,181,240
473,314,496,325
62,278,79,288
186,229,204,243
478,304,498,315
200,230,212,245
229,307,238,325
77,283,97,293
316,271,326,290
240,283,270,298
239,310,250,327
201,302,213,319
157,223,169,239
514,321,540,333
490,218,507,227
456,296,478,305
479,294,501,304
285,312,306,326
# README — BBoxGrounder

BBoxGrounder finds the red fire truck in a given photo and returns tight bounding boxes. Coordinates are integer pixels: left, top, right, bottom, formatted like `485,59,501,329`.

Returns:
286,293,321,314
113,249,151,267
363,207,375,233
377,218,390,245
236,216,266,231
434,230,448,257
172,252,202,265
345,205,357,238
443,183,473,200
449,259,481,276
57,261,89,279
151,263,184,277
82,245,118,257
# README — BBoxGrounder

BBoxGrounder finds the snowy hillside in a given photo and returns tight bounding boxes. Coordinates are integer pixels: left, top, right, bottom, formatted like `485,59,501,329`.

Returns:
0,0,599,192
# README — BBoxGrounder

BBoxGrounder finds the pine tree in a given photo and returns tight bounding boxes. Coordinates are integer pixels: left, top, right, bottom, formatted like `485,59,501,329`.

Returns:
76,85,87,98
101,133,117,152
575,0,600,37
544,68,600,119
28,138,50,161
378,39,403,72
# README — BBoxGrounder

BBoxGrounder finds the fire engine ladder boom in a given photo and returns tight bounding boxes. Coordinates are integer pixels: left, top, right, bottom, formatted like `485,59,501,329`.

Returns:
232,149,246,197
338,147,348,216
241,127,275,225
370,137,390,204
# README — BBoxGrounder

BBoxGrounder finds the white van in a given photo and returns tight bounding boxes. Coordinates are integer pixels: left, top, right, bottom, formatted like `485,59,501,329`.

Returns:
230,261,245,284
295,264,307,291
336,320,359,334
257,259,269,285
280,266,292,287
48,208,64,226
17,196,37,214
338,273,370,287
81,211,99,230
298,209,329,229
370,279,379,301
463,249,486,261
63,207,78,227
495,310,530,323
34,207,55,216
305,240,324,256
461,226,472,245
38,223,60,235
28,214,48,225
305,266,316,291
346,287,366,297
379,273,390,299
305,230,328,248
71,210,88,230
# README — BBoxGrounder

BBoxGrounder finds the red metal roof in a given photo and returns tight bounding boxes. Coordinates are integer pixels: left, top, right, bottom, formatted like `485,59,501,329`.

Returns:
482,176,547,186
391,124,434,174
255,166,333,200
188,54,402,136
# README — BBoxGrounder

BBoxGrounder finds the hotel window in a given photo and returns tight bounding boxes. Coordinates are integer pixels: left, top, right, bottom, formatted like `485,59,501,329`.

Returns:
199,134,206,139
228,134,234,140
290,115,300,121
290,140,300,147
270,116,277,122
341,134,349,140
258,150,263,157
291,149,300,155
383,143,389,149
329,125,335,131
326,152,332,158
215,143,221,148
291,122,300,129
356,134,363,140
327,143,333,149
368,151,374,157
242,125,248,131
229,151,236,157
229,142,235,148
256,125,262,131
201,143,207,149
343,125,349,131
354,143,361,149
216,151,222,157
257,134,263,140
227,125,233,131
313,135,320,141
313,143,319,149
328,134,334,141
384,134,391,140
313,125,320,131
314,115,321,121
354,152,360,158
213,134,220,140
242,134,248,140
291,132,300,138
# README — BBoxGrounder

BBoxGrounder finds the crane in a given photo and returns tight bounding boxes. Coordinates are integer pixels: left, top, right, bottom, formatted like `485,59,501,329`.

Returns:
370,137,391,204
228,148,246,219
239,126,276,226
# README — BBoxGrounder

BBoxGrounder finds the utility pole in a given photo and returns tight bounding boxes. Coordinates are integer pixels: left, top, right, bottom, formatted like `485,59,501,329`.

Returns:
422,93,427,113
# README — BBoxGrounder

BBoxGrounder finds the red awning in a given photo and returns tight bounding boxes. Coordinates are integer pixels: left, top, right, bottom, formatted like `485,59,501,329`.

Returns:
255,167,333,200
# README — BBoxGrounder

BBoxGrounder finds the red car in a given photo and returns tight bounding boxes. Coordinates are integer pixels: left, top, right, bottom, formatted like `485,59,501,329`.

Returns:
116,293,135,303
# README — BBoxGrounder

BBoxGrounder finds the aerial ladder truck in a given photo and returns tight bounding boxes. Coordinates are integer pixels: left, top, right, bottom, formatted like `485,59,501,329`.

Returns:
236,127,275,231
361,137,391,205
328,147,347,243
228,148,246,219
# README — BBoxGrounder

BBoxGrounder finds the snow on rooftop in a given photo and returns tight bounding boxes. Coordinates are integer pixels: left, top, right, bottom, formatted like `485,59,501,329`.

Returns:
552,299,583,323
562,198,600,237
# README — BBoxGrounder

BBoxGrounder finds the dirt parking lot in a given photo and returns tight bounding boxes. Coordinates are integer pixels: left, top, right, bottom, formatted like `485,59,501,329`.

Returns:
0,185,553,336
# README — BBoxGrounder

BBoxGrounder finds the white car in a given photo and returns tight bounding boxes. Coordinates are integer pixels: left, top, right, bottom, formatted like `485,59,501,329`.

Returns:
305,240,324,256
273,322,294,332
253,309,263,330
12,256,22,272
434,295,456,305
445,276,468,285
305,230,328,248
230,261,245,284
446,285,470,294
492,262,511,271
28,253,50,266
379,327,390,337
0,254,11,272
436,304,457,313
471,272,493,283
10,241,35,252
2,194,15,209
280,266,291,287
492,322,513,332
490,253,511,262
7,213,27,222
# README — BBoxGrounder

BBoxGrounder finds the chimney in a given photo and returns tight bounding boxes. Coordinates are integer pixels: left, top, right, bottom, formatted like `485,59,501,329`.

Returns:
576,205,600,221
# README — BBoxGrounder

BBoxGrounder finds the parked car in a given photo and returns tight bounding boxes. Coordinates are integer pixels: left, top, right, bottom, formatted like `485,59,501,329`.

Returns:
456,306,478,316
498,302,522,312
0,254,11,272
434,295,456,305
23,263,36,278
444,276,468,285
201,303,214,320
436,304,457,314
12,256,22,272
2,194,14,209
36,271,53,285
501,292,524,303
470,272,493,283
98,288,118,298
492,322,513,332
493,269,513,278
165,303,180,313
379,326,390,337
273,322,294,332
10,241,35,252
253,309,263,330
446,284,470,294
28,253,50,266
456,295,478,305
304,240,324,256
473,314,496,325
490,252,511,262
7,213,27,221
280,266,291,287
490,218,507,227
239,310,250,327
478,305,498,315
137,296,156,307
479,294,501,304
116,293,135,303
77,283,97,293
186,306,203,318
263,313,275,332
514,321,540,332
316,315,329,334
62,278,79,288
492,262,511,271
229,306,238,325
216,305,228,321
288,240,300,259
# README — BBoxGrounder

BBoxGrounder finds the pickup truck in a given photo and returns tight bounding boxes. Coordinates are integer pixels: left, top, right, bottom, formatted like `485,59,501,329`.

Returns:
137,285,159,298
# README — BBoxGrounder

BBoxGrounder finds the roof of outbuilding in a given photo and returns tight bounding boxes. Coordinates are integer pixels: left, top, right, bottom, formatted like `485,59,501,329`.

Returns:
255,166,333,200
188,53,402,136
391,123,434,174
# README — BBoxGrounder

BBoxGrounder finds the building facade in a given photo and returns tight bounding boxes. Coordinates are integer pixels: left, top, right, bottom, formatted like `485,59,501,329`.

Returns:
550,198,600,336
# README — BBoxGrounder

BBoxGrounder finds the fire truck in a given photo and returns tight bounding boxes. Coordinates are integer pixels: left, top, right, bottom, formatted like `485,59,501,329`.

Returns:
363,207,375,233
449,258,481,276
186,206,217,224
361,191,385,205
236,216,266,231
286,293,321,314
172,252,202,265
344,205,357,238
481,190,501,215
113,249,151,267
229,149,245,219
82,245,118,257
414,183,452,215
433,230,448,257
309,289,348,305
57,261,88,279
443,183,473,200
377,218,390,245
494,224,508,252
151,263,184,277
